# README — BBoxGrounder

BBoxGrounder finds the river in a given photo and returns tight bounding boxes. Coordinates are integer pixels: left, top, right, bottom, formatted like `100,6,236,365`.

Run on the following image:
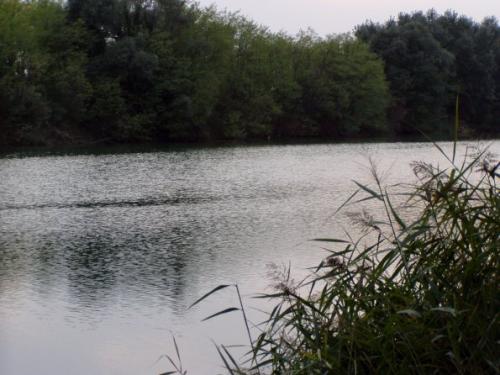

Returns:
0,140,498,374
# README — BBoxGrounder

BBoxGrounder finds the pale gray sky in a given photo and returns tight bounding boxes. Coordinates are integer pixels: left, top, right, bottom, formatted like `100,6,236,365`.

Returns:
195,0,499,35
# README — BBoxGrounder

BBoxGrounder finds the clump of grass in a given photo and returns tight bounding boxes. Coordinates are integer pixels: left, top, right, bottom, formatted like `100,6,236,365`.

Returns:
156,336,187,375
178,141,499,375
207,144,497,374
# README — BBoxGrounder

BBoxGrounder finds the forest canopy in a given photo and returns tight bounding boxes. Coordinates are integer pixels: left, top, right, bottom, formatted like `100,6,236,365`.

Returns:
0,1,498,146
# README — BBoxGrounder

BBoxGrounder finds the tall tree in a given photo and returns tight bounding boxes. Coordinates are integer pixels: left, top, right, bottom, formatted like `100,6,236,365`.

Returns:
357,10,500,136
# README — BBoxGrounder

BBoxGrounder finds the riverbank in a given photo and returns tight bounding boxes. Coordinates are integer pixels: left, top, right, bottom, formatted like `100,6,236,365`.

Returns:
3,133,500,158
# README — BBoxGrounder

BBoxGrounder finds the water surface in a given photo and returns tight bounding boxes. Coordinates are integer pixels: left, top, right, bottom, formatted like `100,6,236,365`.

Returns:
1,141,497,374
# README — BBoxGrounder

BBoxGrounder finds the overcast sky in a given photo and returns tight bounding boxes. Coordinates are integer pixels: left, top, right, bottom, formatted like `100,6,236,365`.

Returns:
195,0,499,36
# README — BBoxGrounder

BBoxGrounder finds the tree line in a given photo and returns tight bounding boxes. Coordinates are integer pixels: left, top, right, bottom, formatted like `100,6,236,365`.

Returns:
0,1,498,146
357,10,500,136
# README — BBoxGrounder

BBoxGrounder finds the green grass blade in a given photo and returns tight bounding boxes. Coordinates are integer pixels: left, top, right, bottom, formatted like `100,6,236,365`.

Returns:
312,238,349,243
453,94,459,163
214,344,236,375
189,284,232,309
221,345,243,372
202,307,240,322
385,189,407,230
353,180,383,201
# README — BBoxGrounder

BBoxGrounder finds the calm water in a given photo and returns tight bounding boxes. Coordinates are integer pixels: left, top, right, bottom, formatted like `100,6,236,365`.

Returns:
1,141,498,375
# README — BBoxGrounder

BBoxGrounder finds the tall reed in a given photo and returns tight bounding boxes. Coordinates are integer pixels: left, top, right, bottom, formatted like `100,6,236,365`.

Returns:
241,145,499,374
166,143,499,374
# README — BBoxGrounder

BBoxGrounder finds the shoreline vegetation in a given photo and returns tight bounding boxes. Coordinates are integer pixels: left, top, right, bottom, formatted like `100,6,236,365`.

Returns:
182,144,499,375
2,136,500,159
0,1,499,148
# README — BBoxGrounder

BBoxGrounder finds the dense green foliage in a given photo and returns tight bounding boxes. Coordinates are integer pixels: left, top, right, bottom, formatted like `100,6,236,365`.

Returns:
0,0,389,146
0,2,498,146
357,10,500,136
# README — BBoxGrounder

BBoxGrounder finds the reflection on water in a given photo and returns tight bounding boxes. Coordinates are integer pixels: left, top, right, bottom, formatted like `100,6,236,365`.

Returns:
0,141,498,374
